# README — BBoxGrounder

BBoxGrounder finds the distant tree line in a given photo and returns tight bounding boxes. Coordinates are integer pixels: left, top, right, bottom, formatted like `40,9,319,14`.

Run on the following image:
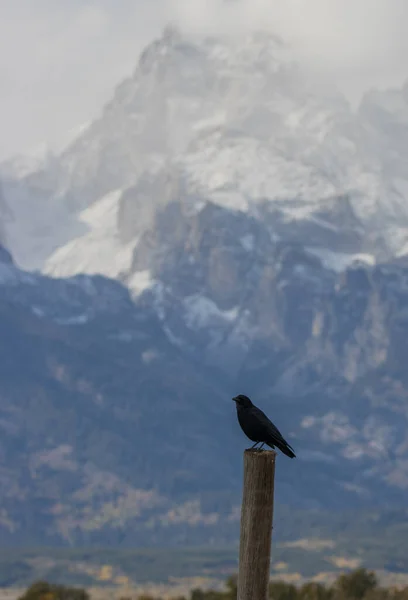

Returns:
18,581,89,600
18,569,408,600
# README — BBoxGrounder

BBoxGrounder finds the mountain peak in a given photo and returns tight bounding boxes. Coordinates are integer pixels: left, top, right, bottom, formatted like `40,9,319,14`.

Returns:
162,23,183,43
136,26,289,79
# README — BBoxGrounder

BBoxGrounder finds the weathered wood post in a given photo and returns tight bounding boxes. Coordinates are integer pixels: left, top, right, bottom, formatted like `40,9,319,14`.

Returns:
237,449,276,600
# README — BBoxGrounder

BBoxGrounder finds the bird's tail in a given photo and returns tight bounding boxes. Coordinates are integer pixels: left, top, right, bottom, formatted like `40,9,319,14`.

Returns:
275,439,296,459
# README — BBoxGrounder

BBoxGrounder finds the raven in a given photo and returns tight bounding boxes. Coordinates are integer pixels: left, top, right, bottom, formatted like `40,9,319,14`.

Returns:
232,394,296,458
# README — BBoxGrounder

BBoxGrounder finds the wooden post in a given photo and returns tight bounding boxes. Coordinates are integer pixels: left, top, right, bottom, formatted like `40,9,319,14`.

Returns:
237,449,276,600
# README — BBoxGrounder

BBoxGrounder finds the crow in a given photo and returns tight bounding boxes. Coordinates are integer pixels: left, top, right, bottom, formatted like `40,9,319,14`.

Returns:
232,394,296,458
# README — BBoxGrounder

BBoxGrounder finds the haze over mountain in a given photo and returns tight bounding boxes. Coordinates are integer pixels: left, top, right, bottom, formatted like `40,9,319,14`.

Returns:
2,0,408,160
0,27,408,549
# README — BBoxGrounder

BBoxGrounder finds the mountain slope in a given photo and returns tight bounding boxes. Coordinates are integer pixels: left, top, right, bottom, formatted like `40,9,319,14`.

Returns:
0,248,242,545
2,211,408,547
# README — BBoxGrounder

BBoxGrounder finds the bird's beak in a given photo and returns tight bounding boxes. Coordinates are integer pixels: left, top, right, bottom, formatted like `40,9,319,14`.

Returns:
232,397,237,402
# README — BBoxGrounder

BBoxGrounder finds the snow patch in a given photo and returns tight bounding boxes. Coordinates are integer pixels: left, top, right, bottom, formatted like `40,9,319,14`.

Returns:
44,190,136,279
307,247,376,273
184,294,239,330
127,270,154,296
62,121,92,150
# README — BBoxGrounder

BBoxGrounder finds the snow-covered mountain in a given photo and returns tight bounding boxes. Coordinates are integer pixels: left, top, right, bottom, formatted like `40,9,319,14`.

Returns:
2,27,408,275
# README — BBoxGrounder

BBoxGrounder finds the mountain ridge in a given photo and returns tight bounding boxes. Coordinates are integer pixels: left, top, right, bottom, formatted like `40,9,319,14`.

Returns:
2,28,408,272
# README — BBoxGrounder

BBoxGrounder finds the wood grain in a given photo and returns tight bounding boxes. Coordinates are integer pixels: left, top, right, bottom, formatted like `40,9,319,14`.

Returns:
237,449,276,600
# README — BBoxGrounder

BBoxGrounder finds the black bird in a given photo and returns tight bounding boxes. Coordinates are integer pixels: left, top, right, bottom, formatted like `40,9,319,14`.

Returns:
232,394,296,458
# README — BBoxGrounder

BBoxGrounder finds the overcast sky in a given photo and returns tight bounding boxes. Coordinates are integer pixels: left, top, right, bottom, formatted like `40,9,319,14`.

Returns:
0,0,407,160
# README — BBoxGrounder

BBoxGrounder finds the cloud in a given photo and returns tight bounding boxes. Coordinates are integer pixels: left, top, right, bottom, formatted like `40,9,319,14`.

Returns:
0,0,407,159
171,0,408,88
0,0,167,159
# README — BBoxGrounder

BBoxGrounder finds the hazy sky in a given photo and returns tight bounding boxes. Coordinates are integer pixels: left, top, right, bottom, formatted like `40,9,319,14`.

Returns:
0,0,407,160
